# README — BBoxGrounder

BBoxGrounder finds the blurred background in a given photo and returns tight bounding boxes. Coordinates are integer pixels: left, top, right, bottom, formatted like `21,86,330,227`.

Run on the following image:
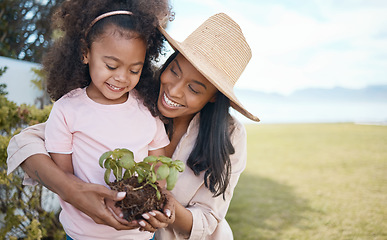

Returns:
165,0,387,124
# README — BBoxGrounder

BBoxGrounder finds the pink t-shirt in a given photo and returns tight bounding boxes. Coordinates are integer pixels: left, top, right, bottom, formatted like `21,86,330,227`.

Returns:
45,88,169,240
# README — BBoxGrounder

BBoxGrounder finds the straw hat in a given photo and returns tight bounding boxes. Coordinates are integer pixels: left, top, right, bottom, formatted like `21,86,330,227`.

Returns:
158,13,259,122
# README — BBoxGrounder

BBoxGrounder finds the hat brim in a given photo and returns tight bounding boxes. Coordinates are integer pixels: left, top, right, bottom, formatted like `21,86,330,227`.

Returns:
158,26,260,122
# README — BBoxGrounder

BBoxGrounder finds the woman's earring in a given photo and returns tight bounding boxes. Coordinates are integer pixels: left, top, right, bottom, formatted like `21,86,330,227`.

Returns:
82,51,89,64
82,57,88,64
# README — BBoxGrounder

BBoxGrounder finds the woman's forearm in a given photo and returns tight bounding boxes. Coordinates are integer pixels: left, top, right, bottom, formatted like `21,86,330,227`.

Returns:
172,198,193,237
20,154,78,200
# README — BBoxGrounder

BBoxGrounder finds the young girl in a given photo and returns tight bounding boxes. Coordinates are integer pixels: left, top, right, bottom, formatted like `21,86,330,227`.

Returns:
42,0,171,239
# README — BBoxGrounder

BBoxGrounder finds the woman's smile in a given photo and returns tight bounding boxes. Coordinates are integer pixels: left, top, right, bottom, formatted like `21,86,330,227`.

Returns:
163,93,183,108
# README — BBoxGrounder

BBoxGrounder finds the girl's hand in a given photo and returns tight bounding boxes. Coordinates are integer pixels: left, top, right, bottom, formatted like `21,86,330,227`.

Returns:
62,176,139,230
138,188,176,232
20,154,139,230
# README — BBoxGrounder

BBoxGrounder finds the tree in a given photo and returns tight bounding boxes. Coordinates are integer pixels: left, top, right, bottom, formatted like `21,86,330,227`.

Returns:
31,67,51,109
0,0,64,63
0,67,7,95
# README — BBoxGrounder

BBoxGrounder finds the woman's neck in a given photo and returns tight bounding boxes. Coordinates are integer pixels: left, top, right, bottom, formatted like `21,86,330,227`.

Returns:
164,114,195,158
173,114,195,130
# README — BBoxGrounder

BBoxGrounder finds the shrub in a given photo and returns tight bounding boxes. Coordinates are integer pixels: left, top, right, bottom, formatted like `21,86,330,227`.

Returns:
0,67,63,239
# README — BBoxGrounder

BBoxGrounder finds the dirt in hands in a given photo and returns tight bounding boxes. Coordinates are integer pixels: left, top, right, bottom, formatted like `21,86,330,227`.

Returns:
109,176,166,222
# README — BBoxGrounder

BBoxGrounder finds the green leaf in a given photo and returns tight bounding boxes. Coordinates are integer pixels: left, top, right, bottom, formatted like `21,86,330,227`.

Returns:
156,164,170,180
173,160,185,172
123,169,132,179
138,175,144,183
109,160,116,169
104,158,111,169
99,151,112,167
149,172,157,183
158,156,172,164
137,162,151,171
166,166,178,190
144,155,158,163
136,167,146,179
104,169,111,184
112,149,122,159
112,165,120,181
119,148,133,155
109,161,120,180
118,153,135,170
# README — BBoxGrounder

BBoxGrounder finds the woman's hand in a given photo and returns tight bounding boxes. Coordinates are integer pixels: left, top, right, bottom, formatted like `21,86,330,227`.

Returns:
138,188,176,232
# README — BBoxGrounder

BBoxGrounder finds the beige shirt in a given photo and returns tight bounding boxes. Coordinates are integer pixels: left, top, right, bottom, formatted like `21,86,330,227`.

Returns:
7,114,247,239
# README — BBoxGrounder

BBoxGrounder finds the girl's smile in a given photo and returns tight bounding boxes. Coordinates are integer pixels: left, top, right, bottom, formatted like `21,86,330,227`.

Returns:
106,82,126,92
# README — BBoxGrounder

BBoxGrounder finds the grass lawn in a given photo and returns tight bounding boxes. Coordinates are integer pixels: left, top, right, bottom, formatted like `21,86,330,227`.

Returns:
227,123,387,240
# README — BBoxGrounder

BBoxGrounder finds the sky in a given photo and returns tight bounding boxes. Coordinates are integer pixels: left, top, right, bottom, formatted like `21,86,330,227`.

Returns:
163,0,387,95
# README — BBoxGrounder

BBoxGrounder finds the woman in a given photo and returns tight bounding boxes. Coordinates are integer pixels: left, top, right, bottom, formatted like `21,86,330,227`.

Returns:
7,13,259,239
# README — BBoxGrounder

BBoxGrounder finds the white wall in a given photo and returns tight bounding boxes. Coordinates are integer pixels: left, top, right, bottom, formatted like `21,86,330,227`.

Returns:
0,56,43,106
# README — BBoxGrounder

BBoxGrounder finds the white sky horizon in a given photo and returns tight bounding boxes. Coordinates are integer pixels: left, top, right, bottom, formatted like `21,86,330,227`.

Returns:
164,0,387,95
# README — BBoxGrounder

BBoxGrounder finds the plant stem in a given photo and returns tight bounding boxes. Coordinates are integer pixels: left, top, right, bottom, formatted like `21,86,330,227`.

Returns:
132,183,148,191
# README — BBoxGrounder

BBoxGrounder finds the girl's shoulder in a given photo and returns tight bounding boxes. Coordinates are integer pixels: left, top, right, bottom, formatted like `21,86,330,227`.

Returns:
52,88,86,110
61,88,85,99
55,88,85,103
129,90,151,113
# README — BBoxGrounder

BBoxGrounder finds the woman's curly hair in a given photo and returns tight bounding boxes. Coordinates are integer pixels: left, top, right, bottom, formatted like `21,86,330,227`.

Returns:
43,0,173,117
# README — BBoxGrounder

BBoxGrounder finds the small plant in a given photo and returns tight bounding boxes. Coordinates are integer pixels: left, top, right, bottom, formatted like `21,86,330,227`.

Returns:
99,148,185,221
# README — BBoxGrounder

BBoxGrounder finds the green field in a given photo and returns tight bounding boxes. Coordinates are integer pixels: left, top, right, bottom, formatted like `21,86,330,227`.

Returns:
227,123,387,240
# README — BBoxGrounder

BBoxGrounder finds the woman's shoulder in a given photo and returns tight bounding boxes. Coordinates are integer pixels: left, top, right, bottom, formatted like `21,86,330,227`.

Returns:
230,116,247,139
229,116,248,173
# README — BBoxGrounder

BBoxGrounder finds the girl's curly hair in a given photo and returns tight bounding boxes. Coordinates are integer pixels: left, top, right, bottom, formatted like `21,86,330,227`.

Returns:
43,0,173,117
